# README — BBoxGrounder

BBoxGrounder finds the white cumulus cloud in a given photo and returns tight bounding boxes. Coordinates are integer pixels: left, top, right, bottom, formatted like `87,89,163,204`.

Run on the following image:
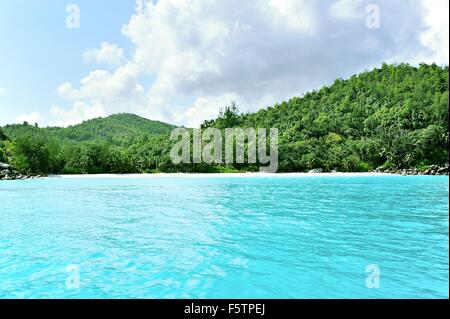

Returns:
16,112,43,125
83,42,126,66
329,0,365,20
419,0,449,65
54,63,146,126
49,0,449,128
51,101,106,127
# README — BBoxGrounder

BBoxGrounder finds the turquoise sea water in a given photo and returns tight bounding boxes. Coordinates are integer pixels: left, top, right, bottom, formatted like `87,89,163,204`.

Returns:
0,175,448,299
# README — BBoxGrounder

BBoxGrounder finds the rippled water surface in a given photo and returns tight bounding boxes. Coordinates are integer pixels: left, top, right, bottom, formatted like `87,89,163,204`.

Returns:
0,175,448,298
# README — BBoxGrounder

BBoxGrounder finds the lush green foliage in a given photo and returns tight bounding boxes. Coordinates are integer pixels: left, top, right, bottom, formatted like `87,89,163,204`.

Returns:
1,64,448,175
4,113,175,146
1,114,176,174
0,127,7,141
5,134,60,174
0,128,8,162
204,63,449,172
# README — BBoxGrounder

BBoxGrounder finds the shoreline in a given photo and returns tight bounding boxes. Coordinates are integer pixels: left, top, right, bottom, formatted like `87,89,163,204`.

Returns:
47,172,429,179
2,167,448,181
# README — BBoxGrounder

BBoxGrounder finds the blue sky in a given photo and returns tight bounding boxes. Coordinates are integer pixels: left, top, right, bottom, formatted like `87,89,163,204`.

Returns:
0,0,135,125
0,0,448,128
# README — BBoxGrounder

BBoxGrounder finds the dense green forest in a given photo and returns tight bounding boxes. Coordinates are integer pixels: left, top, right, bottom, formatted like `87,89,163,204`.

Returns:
1,63,448,175
1,114,176,174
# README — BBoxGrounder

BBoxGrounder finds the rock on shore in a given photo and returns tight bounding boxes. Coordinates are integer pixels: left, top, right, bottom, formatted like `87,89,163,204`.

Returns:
308,168,324,173
374,164,449,176
0,162,38,180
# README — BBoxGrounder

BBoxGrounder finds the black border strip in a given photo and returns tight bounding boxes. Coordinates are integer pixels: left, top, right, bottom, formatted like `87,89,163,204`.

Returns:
0,299,448,317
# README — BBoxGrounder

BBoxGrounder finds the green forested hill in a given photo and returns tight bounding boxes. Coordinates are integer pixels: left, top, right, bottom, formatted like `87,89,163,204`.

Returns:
1,113,176,174
53,113,176,145
3,113,176,146
1,63,448,175
204,63,449,172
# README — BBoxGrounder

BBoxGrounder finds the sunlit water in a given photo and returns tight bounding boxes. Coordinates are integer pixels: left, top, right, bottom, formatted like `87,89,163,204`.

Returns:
0,175,448,299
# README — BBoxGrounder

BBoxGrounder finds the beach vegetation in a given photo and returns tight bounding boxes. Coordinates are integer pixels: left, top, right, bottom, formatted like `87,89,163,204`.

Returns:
1,63,448,175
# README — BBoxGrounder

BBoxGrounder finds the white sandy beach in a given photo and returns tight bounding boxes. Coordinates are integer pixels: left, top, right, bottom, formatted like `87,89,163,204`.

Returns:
50,172,395,179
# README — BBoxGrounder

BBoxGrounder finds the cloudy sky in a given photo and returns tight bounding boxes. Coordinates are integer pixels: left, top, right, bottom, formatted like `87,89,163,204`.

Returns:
0,0,448,128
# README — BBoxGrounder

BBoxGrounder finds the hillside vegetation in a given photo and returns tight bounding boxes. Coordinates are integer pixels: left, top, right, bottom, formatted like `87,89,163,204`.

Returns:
204,63,449,172
1,113,175,174
3,113,175,146
1,63,448,175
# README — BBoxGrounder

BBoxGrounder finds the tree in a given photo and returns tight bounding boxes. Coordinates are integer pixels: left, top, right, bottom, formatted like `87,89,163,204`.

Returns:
0,127,8,141
0,148,7,163
0,128,8,164
215,101,241,129
1,64,448,174
7,134,52,174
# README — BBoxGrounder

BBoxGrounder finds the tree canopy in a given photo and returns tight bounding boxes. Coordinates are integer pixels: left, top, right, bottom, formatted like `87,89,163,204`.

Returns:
1,63,448,175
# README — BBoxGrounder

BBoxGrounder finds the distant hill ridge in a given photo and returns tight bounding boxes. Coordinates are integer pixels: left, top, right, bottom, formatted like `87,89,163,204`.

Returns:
2,113,177,146
1,63,448,175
